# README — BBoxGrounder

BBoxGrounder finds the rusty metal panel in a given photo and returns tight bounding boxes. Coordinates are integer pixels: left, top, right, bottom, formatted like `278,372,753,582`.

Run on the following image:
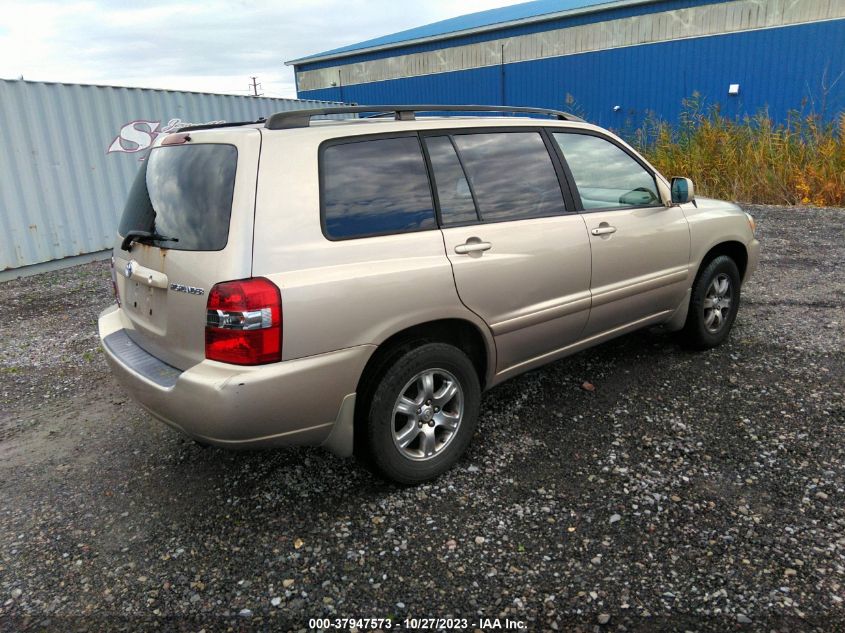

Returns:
0,79,343,272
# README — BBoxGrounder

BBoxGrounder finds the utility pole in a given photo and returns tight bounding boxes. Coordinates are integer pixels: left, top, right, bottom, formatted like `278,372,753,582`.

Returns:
249,76,263,97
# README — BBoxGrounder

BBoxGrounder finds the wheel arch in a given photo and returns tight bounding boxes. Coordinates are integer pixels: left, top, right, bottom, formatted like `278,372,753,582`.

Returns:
664,240,749,333
351,317,493,459
357,318,493,394
678,242,744,350
696,240,749,282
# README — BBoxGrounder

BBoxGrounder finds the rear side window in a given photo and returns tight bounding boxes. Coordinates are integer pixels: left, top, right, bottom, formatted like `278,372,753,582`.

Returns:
321,137,436,240
119,144,237,251
553,133,662,209
451,132,566,222
424,136,478,226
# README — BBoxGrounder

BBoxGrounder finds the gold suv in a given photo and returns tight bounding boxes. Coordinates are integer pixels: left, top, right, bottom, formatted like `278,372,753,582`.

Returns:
98,105,760,483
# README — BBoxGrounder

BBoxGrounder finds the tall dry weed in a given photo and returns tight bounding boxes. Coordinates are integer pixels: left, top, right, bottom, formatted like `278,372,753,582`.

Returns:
632,95,845,206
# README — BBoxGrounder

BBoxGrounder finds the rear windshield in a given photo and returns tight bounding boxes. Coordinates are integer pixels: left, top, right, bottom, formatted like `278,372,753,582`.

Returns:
119,144,237,251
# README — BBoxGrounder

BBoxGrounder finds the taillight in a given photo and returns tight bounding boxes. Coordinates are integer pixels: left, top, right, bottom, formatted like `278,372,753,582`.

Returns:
205,277,282,365
110,256,121,306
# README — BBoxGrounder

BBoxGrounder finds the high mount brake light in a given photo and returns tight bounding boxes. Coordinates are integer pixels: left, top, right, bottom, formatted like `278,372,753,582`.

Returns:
205,278,282,365
161,132,191,145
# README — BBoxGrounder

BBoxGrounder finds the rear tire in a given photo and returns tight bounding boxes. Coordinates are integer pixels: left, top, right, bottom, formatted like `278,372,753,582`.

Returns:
680,255,741,350
364,343,480,484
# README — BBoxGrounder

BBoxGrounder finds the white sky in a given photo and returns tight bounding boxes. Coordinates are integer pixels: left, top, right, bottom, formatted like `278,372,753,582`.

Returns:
0,0,517,98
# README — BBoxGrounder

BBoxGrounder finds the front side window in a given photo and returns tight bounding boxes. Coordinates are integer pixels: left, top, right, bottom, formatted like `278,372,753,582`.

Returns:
451,132,567,222
321,137,436,239
553,133,662,210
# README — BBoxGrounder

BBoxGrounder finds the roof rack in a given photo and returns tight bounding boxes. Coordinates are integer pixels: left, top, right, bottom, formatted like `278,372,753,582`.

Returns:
264,105,584,130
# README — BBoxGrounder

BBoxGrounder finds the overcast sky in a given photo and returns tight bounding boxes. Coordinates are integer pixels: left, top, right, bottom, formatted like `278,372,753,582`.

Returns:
0,0,516,98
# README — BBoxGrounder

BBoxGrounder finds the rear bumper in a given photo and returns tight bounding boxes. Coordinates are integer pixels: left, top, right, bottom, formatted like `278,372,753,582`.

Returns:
98,305,373,452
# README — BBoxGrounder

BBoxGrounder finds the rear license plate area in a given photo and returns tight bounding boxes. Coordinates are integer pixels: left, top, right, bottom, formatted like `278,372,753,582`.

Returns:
125,281,168,332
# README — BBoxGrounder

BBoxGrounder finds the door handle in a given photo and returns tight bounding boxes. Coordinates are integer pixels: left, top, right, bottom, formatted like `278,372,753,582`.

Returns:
454,239,492,255
591,225,617,236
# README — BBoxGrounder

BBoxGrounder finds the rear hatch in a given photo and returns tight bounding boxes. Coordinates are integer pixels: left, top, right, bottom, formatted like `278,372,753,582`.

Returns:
112,127,261,370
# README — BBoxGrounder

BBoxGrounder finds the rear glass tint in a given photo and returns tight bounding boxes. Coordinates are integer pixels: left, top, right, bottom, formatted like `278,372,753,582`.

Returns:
424,136,478,226
321,137,436,240
119,144,237,251
451,132,566,222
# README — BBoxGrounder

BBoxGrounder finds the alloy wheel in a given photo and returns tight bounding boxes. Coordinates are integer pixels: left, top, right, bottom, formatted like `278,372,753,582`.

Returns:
391,368,464,461
703,273,733,333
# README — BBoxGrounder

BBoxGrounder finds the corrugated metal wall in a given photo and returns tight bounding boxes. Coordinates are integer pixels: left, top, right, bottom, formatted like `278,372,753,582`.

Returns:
295,0,845,128
0,80,341,273
296,0,732,71
299,17,845,127
296,0,845,91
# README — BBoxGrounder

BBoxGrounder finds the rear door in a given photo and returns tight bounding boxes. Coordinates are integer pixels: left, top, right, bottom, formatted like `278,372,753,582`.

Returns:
423,130,592,374
551,131,690,337
112,128,261,370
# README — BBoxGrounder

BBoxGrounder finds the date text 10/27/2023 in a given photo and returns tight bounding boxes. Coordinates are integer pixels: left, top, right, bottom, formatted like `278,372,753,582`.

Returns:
307,617,528,630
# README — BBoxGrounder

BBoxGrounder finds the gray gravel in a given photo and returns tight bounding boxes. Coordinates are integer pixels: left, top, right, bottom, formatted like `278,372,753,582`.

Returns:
0,205,843,632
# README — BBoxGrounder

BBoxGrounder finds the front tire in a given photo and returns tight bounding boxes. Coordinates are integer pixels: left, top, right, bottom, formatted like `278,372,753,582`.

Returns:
680,255,741,350
364,343,480,484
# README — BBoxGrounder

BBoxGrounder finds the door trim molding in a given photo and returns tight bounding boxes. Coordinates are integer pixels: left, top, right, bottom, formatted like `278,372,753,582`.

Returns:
591,267,689,308
492,309,673,385
491,293,591,335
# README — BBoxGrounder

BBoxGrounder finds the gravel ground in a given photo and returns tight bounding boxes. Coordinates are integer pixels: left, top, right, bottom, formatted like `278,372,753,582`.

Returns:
0,205,843,632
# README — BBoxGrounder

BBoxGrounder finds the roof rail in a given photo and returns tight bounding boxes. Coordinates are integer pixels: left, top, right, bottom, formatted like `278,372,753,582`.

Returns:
264,105,584,130
176,117,266,132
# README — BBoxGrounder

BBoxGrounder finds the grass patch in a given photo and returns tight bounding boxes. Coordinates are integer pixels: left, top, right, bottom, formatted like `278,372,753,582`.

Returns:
630,95,845,206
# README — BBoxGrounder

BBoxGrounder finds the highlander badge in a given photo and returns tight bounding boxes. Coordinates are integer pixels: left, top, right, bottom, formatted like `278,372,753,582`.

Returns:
169,283,205,296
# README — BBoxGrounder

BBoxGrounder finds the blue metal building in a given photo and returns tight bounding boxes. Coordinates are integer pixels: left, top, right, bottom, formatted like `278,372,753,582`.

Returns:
288,0,845,127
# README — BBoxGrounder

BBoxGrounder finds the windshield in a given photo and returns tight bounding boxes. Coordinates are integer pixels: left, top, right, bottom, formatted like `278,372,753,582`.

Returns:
118,144,238,251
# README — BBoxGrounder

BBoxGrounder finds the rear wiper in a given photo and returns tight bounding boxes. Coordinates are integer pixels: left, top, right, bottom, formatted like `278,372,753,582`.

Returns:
121,230,179,252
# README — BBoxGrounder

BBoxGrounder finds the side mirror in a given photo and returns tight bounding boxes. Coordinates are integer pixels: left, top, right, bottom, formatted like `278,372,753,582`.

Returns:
671,177,695,204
